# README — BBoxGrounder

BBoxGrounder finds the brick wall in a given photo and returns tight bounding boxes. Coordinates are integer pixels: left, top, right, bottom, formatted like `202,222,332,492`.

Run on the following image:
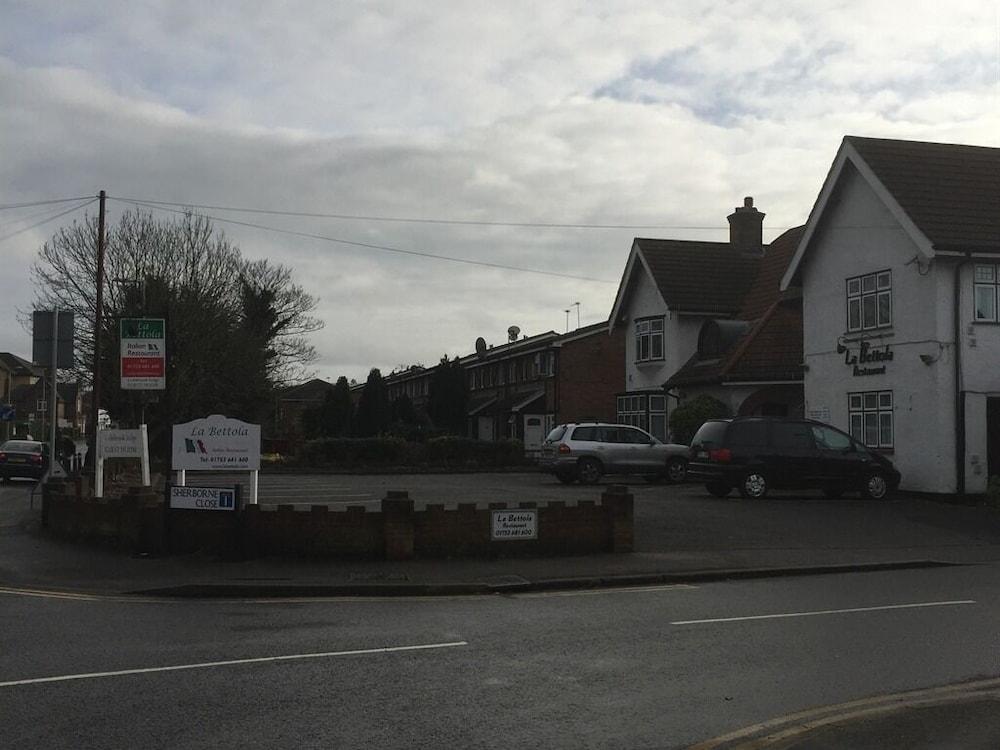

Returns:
42,483,633,560
557,326,626,424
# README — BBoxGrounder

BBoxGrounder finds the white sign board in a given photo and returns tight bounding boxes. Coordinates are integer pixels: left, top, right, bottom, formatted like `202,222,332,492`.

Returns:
172,415,261,471
98,429,143,458
491,510,538,540
169,486,237,511
807,406,831,424
94,425,150,498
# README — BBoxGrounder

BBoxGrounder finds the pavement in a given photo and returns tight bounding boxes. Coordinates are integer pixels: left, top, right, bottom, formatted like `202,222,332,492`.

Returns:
2,473,1000,598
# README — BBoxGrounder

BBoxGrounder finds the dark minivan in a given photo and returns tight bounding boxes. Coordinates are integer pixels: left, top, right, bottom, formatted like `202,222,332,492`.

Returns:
687,417,901,500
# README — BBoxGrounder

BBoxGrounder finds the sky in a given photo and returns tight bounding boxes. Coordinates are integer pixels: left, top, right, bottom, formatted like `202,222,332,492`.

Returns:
1,1,998,384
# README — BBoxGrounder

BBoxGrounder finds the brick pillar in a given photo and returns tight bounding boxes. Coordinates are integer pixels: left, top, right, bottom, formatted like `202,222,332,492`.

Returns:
382,490,414,560
602,484,634,553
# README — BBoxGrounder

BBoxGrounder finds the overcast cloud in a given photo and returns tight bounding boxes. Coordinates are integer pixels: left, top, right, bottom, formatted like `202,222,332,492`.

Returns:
1,1,998,383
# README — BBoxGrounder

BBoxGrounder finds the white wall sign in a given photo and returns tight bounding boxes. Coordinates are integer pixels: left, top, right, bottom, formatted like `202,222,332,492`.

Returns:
807,407,831,424
172,415,261,471
491,510,538,540
169,486,237,511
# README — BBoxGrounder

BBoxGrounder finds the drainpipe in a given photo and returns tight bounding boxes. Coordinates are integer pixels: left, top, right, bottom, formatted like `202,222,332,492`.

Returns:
955,254,972,496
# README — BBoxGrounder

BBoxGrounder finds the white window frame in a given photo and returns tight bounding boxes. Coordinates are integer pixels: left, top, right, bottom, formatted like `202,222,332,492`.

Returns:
974,263,999,322
848,390,893,449
847,270,892,332
635,317,664,363
616,394,648,431
648,394,667,441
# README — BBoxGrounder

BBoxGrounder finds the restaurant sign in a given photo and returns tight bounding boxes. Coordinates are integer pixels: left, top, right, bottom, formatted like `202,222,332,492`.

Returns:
837,341,893,377
491,510,537,540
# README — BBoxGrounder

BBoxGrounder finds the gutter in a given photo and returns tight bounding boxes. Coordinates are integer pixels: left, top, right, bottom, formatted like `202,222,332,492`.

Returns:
954,253,972,496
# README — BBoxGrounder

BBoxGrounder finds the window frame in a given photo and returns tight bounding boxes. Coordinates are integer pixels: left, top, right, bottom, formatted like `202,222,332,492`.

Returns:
848,390,893,449
846,270,892,332
974,263,999,322
634,316,665,363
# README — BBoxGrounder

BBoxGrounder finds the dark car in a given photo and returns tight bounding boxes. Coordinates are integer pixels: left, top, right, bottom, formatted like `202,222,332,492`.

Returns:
686,417,901,500
0,440,49,481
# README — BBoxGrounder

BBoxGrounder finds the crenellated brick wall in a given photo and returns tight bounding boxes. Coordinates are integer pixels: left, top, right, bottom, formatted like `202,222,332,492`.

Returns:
41,483,633,560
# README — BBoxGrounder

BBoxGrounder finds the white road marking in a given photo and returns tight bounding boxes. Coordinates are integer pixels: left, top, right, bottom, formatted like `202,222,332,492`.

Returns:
671,599,976,625
0,641,469,688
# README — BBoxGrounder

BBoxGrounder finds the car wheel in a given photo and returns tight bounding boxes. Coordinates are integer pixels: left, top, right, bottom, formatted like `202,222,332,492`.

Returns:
577,458,603,485
706,482,730,498
666,458,687,483
739,471,768,499
555,471,576,485
823,487,844,499
862,472,889,500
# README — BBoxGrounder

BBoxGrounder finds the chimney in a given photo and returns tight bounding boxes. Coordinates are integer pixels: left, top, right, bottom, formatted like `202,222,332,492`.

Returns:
728,196,765,256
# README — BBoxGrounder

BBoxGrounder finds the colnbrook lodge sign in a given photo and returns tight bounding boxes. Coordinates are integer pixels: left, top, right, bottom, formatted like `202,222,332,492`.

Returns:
837,341,893,377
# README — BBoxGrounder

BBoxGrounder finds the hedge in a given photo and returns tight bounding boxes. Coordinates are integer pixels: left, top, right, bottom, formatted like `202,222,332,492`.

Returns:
296,436,531,469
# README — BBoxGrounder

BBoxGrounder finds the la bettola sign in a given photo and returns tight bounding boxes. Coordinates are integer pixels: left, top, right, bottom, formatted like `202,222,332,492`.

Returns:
837,341,893,376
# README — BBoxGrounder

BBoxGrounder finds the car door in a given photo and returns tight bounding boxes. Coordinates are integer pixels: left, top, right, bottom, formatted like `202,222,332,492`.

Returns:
811,424,869,489
767,421,821,489
618,426,659,472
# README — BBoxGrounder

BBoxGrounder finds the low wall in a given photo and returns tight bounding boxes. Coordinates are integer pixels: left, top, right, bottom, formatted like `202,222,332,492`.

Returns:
41,483,633,560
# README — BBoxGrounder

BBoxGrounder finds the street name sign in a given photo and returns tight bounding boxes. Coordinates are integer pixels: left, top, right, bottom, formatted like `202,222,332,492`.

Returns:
120,318,165,390
169,486,237,511
491,510,538,540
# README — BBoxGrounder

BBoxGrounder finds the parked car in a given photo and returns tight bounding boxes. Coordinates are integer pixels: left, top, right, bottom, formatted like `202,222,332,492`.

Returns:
686,417,901,500
539,423,689,484
0,439,49,481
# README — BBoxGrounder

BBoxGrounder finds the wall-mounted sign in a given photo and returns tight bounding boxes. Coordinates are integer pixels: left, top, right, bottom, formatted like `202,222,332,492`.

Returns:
121,318,165,390
172,415,261,471
491,510,537,540
837,341,893,377
169,486,237,511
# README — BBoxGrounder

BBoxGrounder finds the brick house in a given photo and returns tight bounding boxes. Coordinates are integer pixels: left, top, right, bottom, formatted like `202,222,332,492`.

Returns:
554,321,626,425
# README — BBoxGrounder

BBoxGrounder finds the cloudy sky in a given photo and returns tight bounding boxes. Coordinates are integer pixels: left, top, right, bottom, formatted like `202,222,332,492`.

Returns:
2,1,998,383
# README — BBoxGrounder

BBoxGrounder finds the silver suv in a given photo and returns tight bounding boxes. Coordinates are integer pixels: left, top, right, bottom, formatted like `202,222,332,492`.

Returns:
539,423,688,485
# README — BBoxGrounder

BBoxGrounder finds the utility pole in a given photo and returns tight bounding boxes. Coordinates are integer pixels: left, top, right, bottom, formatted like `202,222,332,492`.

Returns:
564,309,570,332
86,190,106,472
574,301,580,329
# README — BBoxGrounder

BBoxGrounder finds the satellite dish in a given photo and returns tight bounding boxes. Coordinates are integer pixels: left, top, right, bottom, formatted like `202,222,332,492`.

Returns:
507,325,520,342
475,337,487,357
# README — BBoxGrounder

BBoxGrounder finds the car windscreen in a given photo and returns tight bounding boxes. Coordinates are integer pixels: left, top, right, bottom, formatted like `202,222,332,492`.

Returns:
1,441,41,453
545,426,566,442
690,421,727,449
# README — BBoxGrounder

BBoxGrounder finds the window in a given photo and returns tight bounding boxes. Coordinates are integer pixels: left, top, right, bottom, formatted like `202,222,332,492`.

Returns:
727,420,767,448
571,426,598,441
974,264,998,322
811,425,853,451
648,395,667,441
635,317,664,362
620,427,652,444
849,390,893,448
847,270,891,332
770,422,814,450
616,394,647,430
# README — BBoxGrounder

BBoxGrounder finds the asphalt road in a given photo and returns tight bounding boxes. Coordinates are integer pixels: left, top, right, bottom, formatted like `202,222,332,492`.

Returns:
3,564,999,749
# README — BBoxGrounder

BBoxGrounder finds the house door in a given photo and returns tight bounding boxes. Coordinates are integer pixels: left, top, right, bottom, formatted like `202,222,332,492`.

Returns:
477,416,495,442
987,398,1000,479
523,415,544,452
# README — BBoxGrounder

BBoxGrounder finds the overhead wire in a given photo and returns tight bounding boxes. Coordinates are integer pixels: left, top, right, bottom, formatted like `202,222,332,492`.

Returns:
0,198,98,245
111,194,784,231
115,197,618,284
0,196,97,211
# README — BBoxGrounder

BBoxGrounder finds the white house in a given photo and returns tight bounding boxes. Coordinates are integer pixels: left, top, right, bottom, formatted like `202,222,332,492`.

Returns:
781,136,1000,494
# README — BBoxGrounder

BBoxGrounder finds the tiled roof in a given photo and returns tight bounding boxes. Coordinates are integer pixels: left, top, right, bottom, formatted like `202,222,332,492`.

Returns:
846,136,1000,252
635,239,761,314
279,378,335,402
665,225,807,388
0,353,43,377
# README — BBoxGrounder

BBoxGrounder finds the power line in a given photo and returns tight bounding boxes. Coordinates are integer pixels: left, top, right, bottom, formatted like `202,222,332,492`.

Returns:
110,194,774,231
0,199,98,245
115,198,618,284
0,196,97,211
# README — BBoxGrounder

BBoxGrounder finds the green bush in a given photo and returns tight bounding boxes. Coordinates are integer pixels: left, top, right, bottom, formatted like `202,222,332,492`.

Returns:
299,437,410,466
296,436,530,469
669,394,731,444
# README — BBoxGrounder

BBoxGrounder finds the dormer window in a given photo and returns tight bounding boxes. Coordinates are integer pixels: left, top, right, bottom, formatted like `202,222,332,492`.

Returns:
635,317,664,362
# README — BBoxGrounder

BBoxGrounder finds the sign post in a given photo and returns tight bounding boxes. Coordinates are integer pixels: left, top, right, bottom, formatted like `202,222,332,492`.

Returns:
32,309,74,481
171,415,262,503
120,318,165,391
